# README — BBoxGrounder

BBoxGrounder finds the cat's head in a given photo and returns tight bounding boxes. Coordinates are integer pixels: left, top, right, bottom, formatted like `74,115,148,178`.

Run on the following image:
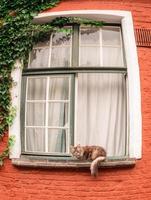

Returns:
70,144,84,160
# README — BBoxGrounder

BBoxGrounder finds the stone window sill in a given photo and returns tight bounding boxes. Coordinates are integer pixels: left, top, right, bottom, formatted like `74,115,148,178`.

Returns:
12,156,136,169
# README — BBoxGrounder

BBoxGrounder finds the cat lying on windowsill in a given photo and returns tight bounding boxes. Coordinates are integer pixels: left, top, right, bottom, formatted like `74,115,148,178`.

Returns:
70,144,106,177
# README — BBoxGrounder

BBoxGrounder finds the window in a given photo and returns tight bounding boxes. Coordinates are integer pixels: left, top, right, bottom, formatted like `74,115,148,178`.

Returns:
21,24,127,158
10,11,142,165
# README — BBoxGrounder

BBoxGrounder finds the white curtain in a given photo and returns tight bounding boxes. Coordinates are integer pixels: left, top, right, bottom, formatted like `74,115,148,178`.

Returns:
48,77,69,153
26,26,126,156
26,77,46,152
26,74,126,156
76,73,126,157
26,76,69,153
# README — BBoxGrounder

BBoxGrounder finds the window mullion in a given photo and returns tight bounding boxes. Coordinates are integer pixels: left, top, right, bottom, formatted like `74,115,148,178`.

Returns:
45,76,50,153
125,74,129,156
48,34,52,68
100,27,103,66
21,77,27,153
69,75,75,147
72,25,79,67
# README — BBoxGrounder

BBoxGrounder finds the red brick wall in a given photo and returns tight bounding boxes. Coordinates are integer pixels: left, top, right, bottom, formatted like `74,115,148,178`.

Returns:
1,1,151,199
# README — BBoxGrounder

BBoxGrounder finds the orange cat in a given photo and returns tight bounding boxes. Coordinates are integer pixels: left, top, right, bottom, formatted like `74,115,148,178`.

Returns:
70,144,106,176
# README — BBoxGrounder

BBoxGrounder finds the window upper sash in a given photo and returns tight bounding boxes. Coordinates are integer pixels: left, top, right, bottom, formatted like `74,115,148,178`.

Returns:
25,24,126,71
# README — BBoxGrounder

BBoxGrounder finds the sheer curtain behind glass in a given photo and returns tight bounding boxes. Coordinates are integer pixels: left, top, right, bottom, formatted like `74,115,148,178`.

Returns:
76,73,126,157
26,77,46,152
26,28,72,154
77,26,126,157
25,76,70,154
25,25,126,157
48,76,69,153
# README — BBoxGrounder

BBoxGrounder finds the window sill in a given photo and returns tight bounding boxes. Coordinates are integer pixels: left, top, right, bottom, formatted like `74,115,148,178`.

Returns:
12,156,136,169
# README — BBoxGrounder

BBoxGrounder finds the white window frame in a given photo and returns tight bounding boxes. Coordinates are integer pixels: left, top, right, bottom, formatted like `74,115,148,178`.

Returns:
9,10,142,159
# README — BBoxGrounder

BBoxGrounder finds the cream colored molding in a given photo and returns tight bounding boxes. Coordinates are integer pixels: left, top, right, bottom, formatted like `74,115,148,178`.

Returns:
9,60,22,158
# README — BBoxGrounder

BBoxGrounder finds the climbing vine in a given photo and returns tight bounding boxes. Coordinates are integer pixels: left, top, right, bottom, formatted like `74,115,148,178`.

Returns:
0,0,104,164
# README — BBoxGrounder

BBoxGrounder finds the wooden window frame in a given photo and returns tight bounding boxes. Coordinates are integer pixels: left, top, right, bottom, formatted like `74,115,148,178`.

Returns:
21,74,75,157
21,24,127,159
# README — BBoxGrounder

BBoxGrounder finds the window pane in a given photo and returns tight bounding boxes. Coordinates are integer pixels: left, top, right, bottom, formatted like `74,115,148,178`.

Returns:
50,27,72,67
52,31,71,46
102,27,121,46
49,77,69,100
80,27,100,45
80,46,100,66
29,48,49,68
51,47,71,67
103,47,124,67
26,103,45,126
27,77,47,100
76,73,126,157
34,35,50,48
48,129,67,153
26,128,45,152
48,103,68,127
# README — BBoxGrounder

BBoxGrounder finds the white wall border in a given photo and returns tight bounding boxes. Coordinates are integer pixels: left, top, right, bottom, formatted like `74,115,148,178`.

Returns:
9,60,22,158
9,10,142,159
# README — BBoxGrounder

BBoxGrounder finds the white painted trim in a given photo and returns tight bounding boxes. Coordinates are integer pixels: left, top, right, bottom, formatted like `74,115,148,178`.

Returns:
33,10,129,24
9,60,22,158
121,15,142,158
9,10,142,159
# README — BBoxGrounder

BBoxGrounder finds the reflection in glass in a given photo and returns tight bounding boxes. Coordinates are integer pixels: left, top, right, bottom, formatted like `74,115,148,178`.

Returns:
80,27,100,45
29,48,49,68
52,31,71,46
34,34,50,48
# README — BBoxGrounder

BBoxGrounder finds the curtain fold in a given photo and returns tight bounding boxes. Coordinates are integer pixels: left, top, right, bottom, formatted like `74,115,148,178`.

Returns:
76,73,126,157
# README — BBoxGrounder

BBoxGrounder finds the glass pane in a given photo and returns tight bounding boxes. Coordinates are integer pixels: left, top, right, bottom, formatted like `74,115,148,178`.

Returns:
48,129,67,153
80,27,100,45
26,103,45,126
103,47,124,67
52,30,71,46
27,77,47,100
26,128,45,152
48,103,68,127
51,47,71,67
80,46,100,66
49,77,69,100
76,73,126,157
102,27,121,46
29,48,49,68
34,34,50,48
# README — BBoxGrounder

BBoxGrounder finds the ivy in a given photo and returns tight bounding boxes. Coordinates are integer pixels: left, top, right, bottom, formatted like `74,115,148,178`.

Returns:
0,135,15,166
0,0,61,165
0,0,104,165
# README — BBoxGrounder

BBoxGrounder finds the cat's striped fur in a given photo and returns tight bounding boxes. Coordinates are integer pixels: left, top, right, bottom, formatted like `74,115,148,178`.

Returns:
70,145,106,176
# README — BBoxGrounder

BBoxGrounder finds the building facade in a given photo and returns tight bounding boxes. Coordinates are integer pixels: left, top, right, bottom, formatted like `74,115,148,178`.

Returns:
0,0,151,199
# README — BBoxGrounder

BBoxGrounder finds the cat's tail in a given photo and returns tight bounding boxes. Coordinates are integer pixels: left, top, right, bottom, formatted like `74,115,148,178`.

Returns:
90,156,106,177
